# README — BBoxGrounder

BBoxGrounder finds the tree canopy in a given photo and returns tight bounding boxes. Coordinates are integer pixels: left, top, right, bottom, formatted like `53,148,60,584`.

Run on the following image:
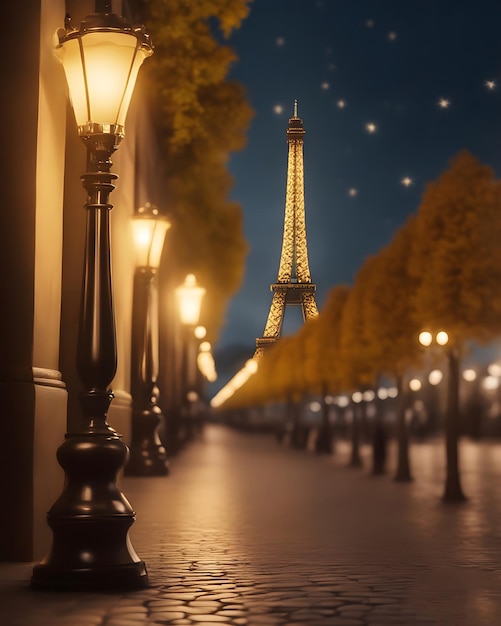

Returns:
142,0,254,338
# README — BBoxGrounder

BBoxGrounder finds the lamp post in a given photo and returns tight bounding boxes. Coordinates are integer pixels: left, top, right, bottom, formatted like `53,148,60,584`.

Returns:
419,329,466,502
125,203,170,476
32,2,152,590
175,274,206,440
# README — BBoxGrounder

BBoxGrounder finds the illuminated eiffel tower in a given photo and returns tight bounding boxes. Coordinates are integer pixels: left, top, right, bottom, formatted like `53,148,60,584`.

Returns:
255,101,319,358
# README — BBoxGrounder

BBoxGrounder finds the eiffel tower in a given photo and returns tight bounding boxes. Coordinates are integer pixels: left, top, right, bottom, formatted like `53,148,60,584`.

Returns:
255,101,319,358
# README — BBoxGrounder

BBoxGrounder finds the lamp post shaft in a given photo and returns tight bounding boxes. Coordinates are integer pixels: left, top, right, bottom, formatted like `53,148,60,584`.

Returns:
125,268,169,476
31,142,148,590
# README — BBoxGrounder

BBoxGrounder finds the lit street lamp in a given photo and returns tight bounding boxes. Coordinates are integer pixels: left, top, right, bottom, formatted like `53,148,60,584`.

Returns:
125,203,170,477
418,328,466,502
32,3,152,590
175,274,206,440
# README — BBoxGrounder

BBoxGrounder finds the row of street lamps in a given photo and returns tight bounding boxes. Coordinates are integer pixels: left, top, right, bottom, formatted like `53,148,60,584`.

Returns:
31,2,211,591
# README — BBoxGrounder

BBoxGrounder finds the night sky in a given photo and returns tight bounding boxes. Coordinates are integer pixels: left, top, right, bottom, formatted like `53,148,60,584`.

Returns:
214,0,501,382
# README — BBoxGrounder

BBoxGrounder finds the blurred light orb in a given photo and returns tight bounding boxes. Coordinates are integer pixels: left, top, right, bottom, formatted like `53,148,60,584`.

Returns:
436,330,449,346
409,378,422,391
325,395,335,404
419,330,433,346
363,390,375,402
309,401,322,413
387,387,398,398
428,369,443,385
462,368,477,382
483,376,500,391
487,363,501,377
352,391,363,403
377,387,388,400
336,395,349,408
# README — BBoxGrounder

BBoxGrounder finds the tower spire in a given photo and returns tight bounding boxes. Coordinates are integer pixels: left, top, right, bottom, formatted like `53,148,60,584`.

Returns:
255,108,318,358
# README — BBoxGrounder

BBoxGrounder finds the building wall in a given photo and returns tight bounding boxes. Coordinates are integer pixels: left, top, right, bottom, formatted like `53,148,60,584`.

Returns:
0,0,159,562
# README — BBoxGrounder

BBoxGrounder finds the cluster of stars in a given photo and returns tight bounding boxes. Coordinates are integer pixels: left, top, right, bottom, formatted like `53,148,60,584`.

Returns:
270,15,498,208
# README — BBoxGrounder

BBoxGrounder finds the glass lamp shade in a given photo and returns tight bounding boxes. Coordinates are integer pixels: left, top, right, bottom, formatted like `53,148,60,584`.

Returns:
176,274,206,326
54,12,153,136
132,204,170,269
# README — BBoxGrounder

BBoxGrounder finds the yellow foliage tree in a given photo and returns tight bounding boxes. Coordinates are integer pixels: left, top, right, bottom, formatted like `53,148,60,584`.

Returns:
142,0,254,337
363,216,422,481
411,150,501,501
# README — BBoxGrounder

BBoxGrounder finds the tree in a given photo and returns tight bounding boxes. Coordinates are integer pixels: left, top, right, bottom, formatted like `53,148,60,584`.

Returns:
309,285,351,453
364,216,422,481
340,265,380,467
411,150,501,501
142,0,254,338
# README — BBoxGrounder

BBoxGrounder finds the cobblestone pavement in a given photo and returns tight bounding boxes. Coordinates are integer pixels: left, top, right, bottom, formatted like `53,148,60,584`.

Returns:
2,424,501,625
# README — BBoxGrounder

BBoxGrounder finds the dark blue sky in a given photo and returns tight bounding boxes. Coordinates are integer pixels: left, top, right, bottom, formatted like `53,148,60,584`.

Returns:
214,0,501,379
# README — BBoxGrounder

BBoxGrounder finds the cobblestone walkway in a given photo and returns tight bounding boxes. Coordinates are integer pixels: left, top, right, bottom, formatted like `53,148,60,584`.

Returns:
2,425,501,625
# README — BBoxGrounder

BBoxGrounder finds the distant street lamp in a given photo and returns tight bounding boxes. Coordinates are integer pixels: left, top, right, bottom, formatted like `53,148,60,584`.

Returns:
418,328,466,501
175,274,206,438
32,3,152,590
125,203,170,477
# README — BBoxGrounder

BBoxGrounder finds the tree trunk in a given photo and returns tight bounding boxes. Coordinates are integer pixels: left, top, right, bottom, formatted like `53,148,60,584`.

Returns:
316,384,333,454
443,349,467,502
349,402,362,467
394,374,413,482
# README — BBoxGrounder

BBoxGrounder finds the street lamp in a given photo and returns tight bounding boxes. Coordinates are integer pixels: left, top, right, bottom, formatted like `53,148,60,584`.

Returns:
125,203,170,477
175,274,206,439
32,3,152,590
418,328,466,501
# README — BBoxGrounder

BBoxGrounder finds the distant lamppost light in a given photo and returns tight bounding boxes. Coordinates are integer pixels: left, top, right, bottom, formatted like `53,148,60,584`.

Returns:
131,203,170,269
487,363,501,377
409,378,422,391
483,375,500,391
352,391,363,403
377,387,388,400
428,369,443,386
462,368,477,382
176,274,206,326
387,387,398,398
362,390,375,402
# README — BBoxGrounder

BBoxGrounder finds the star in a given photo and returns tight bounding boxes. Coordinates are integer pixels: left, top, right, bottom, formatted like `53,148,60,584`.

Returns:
485,80,496,90
337,99,346,109
387,31,397,41
276,37,285,47
348,188,358,197
401,177,413,187
273,105,283,115
365,19,374,28
365,122,377,133
438,98,450,108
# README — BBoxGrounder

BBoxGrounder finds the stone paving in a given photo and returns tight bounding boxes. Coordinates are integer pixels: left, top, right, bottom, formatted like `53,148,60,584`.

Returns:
2,424,501,625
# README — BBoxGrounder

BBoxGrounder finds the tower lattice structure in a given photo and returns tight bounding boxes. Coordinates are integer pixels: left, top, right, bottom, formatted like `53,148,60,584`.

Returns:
255,101,318,358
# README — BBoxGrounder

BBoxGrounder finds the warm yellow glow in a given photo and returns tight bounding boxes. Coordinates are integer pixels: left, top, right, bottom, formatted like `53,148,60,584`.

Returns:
55,31,152,131
487,363,501,377
409,378,422,391
352,391,363,403
462,368,477,382
377,387,388,400
199,341,211,353
419,330,433,346
194,325,207,340
387,386,398,398
309,401,322,412
245,359,259,374
436,330,449,346
362,390,375,402
131,208,170,269
428,369,443,385
176,274,206,326
483,375,499,391
336,395,349,408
